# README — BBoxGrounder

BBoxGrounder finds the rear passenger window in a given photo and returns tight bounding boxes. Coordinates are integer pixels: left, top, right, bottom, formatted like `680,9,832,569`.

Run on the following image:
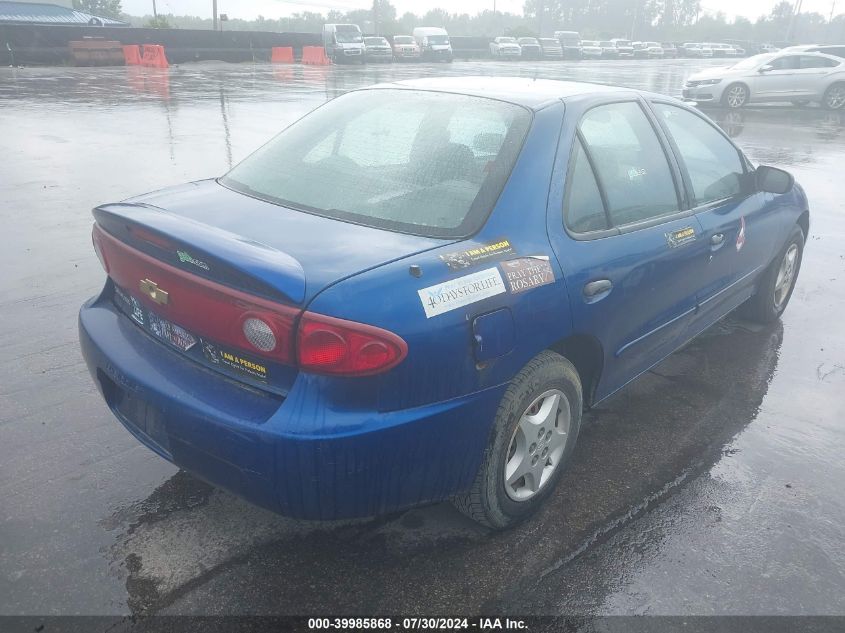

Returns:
654,104,744,206
578,102,679,226
799,55,839,69
565,139,609,233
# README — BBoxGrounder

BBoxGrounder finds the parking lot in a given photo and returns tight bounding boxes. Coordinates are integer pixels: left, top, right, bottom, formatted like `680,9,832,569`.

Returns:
1,58,844,618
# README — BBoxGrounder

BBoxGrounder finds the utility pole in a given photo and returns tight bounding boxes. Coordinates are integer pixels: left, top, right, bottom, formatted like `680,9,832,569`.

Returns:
152,0,157,20
213,0,218,31
537,0,544,36
786,0,803,42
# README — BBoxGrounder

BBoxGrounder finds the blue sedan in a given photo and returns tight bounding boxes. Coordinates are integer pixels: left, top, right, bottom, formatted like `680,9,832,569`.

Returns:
79,78,808,528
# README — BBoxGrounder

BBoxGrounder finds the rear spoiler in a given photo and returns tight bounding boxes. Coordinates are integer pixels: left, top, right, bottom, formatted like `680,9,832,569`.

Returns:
93,202,306,305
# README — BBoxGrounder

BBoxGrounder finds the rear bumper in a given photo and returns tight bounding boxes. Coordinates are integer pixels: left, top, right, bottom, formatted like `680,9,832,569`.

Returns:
79,294,503,519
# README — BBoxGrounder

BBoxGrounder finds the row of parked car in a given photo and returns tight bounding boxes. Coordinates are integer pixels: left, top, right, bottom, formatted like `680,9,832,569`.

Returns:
488,35,764,60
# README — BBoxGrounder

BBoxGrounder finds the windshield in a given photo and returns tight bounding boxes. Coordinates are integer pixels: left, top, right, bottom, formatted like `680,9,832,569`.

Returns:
519,38,538,45
364,37,387,45
599,41,613,47
615,40,631,46
221,90,532,238
582,41,597,46
732,53,776,70
393,36,413,44
540,39,558,45
335,30,363,44
427,35,450,45
498,37,516,43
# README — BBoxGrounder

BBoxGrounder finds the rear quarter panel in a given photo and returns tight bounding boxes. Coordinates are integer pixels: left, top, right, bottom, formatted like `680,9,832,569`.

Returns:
301,103,572,413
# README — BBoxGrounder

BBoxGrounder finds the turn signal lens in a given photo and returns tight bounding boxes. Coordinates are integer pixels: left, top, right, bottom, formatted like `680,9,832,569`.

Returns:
297,312,407,376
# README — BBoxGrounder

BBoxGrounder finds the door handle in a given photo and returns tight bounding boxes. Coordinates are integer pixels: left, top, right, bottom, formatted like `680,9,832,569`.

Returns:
710,233,725,246
583,279,612,298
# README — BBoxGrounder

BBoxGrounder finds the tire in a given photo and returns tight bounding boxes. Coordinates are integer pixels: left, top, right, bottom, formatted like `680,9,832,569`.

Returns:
453,351,582,530
722,83,749,108
740,225,804,323
822,83,845,110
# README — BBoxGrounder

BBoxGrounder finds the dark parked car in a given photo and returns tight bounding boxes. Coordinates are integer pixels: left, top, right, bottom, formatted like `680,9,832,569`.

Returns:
539,37,564,59
80,78,808,529
518,37,542,60
555,30,582,58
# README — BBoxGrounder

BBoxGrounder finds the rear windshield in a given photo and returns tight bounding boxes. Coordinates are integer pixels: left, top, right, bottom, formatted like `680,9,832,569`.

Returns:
221,89,532,238
393,36,413,44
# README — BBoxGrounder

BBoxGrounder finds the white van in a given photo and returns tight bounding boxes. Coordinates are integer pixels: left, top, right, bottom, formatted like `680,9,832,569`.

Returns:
322,24,365,63
413,27,453,62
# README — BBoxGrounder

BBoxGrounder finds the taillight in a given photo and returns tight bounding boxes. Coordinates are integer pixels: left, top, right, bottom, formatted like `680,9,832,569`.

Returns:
297,312,407,377
94,224,297,363
92,225,108,272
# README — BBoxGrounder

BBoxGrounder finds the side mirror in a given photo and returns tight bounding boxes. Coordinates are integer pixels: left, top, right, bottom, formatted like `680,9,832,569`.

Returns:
758,64,773,73
756,165,794,194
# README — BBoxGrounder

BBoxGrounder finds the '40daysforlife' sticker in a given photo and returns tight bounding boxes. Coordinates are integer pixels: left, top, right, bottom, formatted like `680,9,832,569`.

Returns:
418,267,506,318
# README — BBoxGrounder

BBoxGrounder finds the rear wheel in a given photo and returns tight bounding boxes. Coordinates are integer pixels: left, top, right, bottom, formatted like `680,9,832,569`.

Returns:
722,83,749,108
453,351,582,529
740,225,804,323
822,83,845,110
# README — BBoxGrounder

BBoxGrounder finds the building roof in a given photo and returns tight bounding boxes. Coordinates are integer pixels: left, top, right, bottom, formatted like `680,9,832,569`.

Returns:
0,1,128,25
371,77,632,109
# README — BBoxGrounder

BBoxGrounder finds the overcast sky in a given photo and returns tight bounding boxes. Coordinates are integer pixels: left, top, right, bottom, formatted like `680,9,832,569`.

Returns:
123,0,844,22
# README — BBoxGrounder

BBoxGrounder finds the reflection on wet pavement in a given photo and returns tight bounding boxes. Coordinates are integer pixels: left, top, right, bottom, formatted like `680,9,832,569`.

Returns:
1,60,844,617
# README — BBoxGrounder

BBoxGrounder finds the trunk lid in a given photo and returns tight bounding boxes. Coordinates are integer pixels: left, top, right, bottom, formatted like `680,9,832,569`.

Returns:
116,178,448,304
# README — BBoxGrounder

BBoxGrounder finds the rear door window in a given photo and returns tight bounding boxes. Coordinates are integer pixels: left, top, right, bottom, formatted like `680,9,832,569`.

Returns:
653,103,745,206
577,102,680,227
564,139,609,233
799,55,839,69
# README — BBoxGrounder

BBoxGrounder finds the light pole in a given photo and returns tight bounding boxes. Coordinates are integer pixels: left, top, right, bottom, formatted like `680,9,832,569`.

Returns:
213,0,218,31
152,0,157,20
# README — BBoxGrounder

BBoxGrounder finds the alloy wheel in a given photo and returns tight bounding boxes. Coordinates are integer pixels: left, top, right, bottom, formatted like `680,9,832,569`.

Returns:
774,244,799,310
825,85,845,110
504,389,571,501
726,85,748,108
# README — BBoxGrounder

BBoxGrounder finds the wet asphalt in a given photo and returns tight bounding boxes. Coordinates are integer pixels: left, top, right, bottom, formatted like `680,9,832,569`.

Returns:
1,58,844,618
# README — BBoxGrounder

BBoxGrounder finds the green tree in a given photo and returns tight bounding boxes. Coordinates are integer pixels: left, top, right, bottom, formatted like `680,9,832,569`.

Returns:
145,14,172,28
72,0,122,20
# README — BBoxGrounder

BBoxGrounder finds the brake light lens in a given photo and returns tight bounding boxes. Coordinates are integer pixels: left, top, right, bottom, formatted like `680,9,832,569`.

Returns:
297,312,408,376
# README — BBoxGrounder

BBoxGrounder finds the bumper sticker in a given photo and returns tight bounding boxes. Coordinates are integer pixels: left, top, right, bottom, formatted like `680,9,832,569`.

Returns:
418,267,506,318
201,341,268,383
665,226,696,248
439,239,514,271
500,257,555,294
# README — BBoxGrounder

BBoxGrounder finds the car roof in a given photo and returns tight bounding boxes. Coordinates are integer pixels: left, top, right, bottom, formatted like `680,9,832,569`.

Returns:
367,77,646,110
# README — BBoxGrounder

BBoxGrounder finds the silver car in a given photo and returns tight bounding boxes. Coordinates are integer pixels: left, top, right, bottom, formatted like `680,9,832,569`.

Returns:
363,36,393,62
683,51,845,109
490,36,522,59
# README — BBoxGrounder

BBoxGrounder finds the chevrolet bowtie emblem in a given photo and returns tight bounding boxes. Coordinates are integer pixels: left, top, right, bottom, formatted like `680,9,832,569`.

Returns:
139,279,169,305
